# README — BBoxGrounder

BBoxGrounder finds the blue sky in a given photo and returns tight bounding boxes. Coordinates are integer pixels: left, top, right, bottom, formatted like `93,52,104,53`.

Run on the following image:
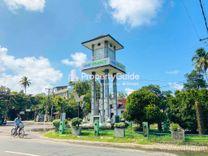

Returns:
0,0,207,94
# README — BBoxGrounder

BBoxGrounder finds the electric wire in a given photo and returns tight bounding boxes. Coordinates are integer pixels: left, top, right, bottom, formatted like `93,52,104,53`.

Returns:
199,0,208,33
181,0,201,40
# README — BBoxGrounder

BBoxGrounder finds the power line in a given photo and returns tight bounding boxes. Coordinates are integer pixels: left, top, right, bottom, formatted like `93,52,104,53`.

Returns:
200,37,208,41
199,0,208,33
181,0,201,40
203,0,208,15
139,78,184,83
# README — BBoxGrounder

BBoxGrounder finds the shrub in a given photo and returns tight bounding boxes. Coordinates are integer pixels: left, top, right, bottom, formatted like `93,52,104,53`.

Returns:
114,122,126,128
52,119,68,131
71,117,82,129
170,123,180,131
53,119,60,131
132,124,142,131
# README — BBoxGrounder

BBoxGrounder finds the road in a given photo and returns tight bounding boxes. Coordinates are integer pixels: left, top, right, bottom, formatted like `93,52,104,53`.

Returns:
0,122,176,156
0,136,176,156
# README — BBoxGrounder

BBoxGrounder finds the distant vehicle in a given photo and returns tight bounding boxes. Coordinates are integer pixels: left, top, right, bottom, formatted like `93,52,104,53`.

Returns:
0,115,7,126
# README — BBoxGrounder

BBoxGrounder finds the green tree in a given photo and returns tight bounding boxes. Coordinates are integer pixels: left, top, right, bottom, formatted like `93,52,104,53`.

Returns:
52,96,68,114
140,85,170,110
187,48,208,134
145,104,165,125
184,70,207,90
70,80,100,117
0,87,40,120
141,85,170,130
19,76,31,94
125,88,164,127
73,80,91,97
0,86,14,117
192,48,208,82
167,90,197,132
167,89,208,134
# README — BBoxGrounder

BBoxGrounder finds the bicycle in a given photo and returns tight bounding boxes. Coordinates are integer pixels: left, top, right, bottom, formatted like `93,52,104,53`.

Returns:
11,125,25,138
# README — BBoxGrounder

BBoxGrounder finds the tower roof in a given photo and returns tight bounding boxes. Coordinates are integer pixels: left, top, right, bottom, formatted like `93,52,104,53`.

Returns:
82,34,124,51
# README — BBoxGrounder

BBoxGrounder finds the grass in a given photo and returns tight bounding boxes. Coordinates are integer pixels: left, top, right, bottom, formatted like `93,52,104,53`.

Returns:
44,127,208,146
44,127,172,145
185,134,208,145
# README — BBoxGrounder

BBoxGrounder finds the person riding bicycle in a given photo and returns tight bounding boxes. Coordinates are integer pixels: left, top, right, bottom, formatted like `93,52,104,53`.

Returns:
14,115,23,134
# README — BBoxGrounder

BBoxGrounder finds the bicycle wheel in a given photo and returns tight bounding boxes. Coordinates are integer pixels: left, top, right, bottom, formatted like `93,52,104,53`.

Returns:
19,129,25,138
11,128,16,137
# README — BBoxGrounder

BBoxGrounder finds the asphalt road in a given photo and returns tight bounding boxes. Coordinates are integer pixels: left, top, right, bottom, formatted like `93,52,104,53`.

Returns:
0,122,176,156
0,135,176,156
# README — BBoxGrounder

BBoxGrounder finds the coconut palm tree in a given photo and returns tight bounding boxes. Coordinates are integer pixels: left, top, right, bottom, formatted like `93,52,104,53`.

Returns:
192,48,208,134
20,76,31,94
192,48,208,82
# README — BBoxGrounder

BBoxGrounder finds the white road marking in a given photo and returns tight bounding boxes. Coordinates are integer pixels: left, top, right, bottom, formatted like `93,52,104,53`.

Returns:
5,151,40,156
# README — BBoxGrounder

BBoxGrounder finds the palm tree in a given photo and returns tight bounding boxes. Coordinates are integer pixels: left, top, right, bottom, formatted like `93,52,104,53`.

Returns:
192,48,208,134
20,76,31,94
192,48,208,82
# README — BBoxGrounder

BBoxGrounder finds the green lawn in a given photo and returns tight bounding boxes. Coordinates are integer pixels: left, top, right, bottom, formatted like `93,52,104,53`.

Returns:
44,128,172,145
44,127,208,146
185,135,208,145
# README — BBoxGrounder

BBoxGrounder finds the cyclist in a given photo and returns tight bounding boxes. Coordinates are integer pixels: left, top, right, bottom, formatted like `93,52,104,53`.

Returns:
14,115,23,134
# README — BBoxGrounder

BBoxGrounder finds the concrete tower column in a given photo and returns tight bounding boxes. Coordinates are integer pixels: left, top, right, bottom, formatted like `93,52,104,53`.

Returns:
104,69,110,122
100,77,105,123
113,73,118,122
91,72,96,117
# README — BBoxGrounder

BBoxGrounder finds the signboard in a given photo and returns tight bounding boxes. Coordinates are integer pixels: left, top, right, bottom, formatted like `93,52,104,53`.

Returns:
83,58,108,69
82,58,126,72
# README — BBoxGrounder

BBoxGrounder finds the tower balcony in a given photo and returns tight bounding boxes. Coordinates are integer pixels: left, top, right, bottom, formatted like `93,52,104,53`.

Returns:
82,58,126,75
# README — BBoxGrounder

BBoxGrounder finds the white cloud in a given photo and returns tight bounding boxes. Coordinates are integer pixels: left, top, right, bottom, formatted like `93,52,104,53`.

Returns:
168,82,183,91
107,0,163,27
125,88,135,95
61,52,87,68
166,70,179,75
0,45,62,94
4,0,46,12
68,69,79,82
0,66,5,74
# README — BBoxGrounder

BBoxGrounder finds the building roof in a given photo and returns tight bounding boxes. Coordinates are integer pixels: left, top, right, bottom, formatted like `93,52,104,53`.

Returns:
54,85,67,89
82,34,124,51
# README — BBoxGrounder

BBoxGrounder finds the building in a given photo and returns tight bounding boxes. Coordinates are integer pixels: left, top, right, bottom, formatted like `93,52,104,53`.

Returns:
53,85,69,99
117,98,126,117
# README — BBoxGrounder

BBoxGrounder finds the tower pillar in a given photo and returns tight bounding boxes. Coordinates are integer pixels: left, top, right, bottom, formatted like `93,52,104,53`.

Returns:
113,73,118,122
91,72,96,117
100,77,105,123
104,69,110,122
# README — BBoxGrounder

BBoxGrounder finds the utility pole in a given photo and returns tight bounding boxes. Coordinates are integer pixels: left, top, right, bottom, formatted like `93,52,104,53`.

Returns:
50,88,54,121
45,88,52,122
